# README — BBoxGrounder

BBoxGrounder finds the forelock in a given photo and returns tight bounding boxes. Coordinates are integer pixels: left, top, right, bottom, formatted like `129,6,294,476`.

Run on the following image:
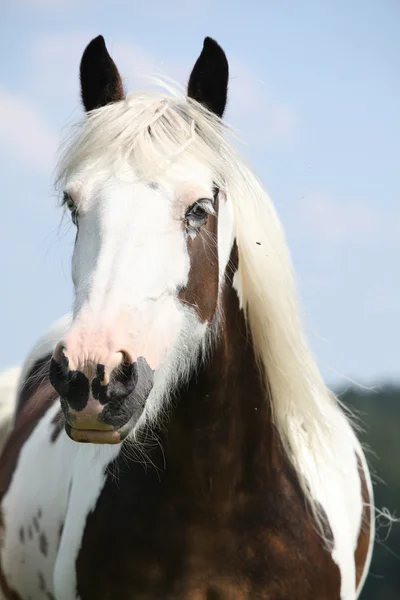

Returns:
55,80,235,192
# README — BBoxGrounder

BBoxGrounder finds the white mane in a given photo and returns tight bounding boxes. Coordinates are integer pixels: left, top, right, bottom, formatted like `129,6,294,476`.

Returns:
56,82,355,532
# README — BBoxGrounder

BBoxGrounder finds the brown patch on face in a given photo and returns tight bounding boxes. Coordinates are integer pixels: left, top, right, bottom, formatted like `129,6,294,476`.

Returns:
179,194,219,323
0,355,58,599
355,454,372,589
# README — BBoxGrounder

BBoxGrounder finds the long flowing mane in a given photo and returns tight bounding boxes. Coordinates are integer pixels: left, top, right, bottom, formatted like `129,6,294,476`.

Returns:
56,81,355,532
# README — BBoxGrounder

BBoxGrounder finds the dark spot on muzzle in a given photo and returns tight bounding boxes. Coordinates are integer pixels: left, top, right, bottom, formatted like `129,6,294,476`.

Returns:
91,361,139,405
49,352,90,412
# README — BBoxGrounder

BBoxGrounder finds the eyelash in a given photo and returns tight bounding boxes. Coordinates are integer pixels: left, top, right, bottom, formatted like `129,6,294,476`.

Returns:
63,192,78,226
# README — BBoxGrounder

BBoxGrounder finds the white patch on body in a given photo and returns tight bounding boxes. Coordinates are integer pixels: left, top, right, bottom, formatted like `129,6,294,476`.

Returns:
1,403,72,598
0,400,119,600
53,444,120,600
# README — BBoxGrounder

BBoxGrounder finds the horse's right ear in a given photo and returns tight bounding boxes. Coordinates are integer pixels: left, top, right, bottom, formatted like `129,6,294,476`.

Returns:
80,35,125,112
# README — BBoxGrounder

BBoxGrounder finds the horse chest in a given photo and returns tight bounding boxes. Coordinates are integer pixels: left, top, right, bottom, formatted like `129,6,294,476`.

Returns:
74,452,341,600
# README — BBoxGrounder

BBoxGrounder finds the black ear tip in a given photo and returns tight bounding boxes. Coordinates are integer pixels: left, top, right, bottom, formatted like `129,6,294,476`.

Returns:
203,36,224,54
83,35,107,56
204,36,216,47
92,35,106,46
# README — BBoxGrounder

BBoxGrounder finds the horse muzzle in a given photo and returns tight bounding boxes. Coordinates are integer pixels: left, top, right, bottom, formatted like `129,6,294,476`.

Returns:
49,346,154,444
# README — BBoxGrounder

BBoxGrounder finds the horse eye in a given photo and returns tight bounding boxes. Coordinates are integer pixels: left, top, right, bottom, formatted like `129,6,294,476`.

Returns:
191,204,207,219
63,192,79,227
185,199,212,226
70,208,78,226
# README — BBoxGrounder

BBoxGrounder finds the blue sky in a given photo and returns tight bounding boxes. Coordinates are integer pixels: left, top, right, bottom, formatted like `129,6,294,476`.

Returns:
0,0,399,386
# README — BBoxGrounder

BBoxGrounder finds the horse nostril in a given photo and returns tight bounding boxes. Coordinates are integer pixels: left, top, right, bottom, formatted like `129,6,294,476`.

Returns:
115,360,139,396
91,356,138,404
53,342,67,363
49,346,70,397
119,349,134,365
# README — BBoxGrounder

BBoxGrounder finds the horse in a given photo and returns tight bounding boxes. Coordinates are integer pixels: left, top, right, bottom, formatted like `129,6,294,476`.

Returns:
0,35,374,600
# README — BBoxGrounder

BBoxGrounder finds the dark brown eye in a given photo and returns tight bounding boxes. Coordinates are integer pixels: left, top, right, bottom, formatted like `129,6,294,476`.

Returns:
190,204,207,219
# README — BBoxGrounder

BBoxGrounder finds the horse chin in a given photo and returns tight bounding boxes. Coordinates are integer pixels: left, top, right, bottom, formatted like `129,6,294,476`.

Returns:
64,412,140,445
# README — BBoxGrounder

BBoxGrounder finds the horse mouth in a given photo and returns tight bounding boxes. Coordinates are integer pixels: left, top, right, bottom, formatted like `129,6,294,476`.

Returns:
64,412,138,444
65,424,123,444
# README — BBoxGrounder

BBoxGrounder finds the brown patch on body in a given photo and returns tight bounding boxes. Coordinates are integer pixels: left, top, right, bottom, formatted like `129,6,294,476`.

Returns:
355,454,373,590
0,355,58,599
15,355,53,418
75,247,342,599
0,355,57,501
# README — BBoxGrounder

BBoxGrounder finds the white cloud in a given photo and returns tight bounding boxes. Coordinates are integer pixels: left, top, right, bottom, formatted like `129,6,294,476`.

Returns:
0,91,59,172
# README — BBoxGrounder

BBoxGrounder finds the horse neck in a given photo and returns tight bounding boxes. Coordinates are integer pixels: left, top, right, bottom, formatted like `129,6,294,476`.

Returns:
158,250,274,493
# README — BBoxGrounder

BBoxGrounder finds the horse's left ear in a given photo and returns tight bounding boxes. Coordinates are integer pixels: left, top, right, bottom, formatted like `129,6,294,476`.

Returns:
187,37,229,118
80,35,125,112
